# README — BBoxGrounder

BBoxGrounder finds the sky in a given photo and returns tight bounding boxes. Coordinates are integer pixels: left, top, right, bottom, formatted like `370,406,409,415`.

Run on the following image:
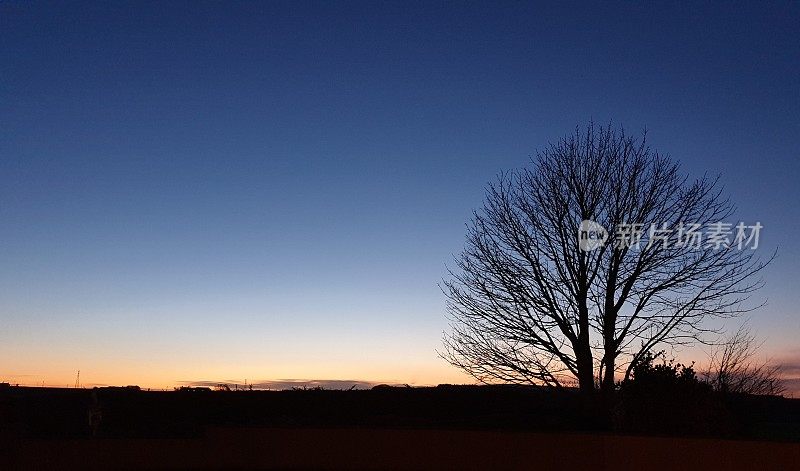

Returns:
1,1,798,390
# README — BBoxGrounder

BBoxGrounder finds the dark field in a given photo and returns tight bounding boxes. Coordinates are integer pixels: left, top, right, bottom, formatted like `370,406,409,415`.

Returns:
2,384,800,469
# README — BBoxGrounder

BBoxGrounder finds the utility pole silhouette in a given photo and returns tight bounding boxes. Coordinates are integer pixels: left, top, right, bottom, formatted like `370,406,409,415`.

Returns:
74,370,80,388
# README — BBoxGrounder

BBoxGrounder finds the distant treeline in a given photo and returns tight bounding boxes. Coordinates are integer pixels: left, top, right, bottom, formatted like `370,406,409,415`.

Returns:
1,383,799,442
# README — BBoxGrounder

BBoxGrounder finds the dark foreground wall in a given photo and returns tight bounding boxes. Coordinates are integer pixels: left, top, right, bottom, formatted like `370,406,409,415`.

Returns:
4,385,799,440
6,427,800,471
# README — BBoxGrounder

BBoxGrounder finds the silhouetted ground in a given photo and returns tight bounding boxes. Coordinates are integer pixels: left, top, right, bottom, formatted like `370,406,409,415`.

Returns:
2,384,602,438
2,384,799,469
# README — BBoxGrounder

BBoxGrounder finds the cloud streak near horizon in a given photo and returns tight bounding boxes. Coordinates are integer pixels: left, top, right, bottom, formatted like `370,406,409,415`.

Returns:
178,379,403,390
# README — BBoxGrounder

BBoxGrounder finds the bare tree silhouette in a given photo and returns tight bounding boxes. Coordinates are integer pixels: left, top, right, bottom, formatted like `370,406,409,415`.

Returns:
702,325,784,396
441,122,772,396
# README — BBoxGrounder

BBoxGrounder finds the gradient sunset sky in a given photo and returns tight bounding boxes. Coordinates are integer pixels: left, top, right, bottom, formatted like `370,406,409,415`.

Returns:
1,2,798,390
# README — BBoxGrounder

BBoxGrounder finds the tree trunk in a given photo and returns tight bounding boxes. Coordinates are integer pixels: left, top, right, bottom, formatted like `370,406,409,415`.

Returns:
575,334,601,426
575,331,595,394
601,354,615,394
576,352,595,393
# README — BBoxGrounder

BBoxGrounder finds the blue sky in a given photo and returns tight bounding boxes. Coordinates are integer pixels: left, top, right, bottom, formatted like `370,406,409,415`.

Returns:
1,1,798,388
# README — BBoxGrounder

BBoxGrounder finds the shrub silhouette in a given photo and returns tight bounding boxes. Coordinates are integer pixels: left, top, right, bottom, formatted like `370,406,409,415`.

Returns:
614,352,726,435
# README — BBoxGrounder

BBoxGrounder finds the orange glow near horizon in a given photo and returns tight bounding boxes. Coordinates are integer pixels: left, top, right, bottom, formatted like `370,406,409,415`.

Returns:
0,357,475,390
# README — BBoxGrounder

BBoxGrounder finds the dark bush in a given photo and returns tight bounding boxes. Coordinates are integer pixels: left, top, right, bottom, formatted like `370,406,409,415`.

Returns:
614,352,731,436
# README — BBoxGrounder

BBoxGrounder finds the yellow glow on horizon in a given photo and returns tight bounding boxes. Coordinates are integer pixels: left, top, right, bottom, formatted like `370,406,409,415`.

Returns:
0,358,474,389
